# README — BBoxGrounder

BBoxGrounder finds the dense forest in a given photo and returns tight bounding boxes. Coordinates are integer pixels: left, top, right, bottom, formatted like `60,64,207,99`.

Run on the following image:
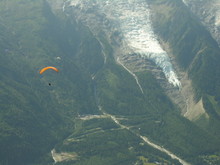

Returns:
0,0,220,165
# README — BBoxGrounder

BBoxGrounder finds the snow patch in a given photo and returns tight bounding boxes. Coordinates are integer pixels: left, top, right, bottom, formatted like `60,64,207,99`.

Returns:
67,0,181,87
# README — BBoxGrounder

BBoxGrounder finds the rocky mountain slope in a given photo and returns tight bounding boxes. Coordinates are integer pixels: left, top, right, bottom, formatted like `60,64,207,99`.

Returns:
183,0,220,46
149,0,220,137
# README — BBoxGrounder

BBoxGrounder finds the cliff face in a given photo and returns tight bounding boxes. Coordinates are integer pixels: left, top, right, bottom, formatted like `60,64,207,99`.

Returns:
148,0,220,119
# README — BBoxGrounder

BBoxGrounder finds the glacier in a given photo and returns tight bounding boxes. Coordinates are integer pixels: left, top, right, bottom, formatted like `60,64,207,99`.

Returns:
66,0,181,87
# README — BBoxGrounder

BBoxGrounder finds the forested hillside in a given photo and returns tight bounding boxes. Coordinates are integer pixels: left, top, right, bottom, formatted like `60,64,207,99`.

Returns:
0,0,102,164
0,0,220,165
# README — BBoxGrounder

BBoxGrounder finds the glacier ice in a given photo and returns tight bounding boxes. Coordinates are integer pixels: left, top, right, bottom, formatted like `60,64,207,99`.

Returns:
68,0,181,87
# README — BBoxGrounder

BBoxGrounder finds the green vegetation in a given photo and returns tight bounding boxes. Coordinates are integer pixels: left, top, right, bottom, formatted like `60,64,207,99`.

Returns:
93,61,220,164
0,0,101,164
53,118,181,165
150,1,220,160
1,0,220,165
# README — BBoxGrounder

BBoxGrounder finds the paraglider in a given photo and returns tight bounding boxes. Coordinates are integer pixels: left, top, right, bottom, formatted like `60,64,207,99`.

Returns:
39,66,59,86
39,66,59,74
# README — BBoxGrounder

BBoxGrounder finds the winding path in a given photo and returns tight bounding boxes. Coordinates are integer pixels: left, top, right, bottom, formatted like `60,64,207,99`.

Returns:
97,106,190,165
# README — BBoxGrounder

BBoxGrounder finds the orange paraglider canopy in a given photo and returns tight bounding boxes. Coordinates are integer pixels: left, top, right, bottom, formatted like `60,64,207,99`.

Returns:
39,66,59,74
